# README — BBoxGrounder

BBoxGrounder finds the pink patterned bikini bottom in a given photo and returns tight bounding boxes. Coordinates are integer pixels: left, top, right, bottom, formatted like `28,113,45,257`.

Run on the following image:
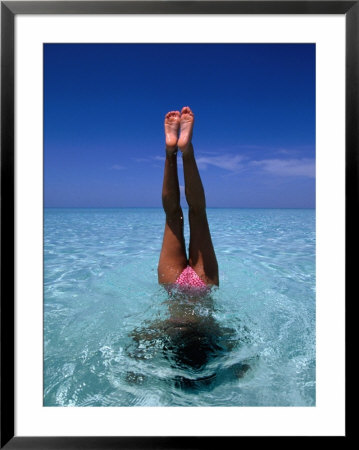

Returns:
175,266,207,289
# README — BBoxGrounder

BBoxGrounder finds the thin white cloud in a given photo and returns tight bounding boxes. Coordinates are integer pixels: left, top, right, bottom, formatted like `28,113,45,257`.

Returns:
111,164,126,170
196,154,245,172
250,158,315,178
136,152,315,179
134,157,151,163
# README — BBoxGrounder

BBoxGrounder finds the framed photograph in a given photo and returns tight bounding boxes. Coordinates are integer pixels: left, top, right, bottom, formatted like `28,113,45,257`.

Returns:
1,0,354,446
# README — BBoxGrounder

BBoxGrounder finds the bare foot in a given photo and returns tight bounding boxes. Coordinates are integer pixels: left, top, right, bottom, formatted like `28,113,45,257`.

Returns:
178,106,194,153
164,111,181,153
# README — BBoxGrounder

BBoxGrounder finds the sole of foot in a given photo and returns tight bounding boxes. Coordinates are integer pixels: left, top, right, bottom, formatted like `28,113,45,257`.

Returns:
164,110,181,153
178,106,194,153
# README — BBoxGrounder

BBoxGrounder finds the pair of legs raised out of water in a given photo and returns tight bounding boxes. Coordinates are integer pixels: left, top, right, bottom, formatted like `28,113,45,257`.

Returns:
158,107,219,287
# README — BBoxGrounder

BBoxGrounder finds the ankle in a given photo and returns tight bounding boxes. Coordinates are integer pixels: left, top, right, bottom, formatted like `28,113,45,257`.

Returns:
180,143,194,158
166,147,178,158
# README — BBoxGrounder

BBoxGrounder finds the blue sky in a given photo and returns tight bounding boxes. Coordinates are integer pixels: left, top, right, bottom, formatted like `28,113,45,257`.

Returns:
44,43,315,208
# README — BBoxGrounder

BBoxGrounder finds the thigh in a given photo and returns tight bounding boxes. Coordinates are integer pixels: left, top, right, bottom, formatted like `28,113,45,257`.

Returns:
188,210,219,286
158,213,187,284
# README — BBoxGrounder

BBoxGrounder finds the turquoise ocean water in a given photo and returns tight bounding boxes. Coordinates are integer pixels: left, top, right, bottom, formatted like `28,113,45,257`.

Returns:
44,208,315,406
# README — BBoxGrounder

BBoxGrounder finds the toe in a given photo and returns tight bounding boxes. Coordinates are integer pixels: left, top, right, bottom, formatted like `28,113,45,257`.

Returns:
181,106,192,115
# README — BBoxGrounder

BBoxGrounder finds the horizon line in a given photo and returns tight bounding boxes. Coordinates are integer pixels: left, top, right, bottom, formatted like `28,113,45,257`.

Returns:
44,206,316,209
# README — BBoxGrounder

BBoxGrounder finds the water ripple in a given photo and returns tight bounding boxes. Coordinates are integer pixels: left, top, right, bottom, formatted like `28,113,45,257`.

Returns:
44,208,315,406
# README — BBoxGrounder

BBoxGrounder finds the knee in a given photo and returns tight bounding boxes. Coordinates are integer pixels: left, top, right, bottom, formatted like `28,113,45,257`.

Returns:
164,205,183,220
162,194,180,213
188,204,206,217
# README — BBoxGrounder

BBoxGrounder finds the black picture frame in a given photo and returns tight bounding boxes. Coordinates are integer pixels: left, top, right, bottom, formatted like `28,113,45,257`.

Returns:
1,1,354,447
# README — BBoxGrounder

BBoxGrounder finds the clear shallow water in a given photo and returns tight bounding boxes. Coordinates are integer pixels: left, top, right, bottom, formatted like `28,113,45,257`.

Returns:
44,208,315,406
